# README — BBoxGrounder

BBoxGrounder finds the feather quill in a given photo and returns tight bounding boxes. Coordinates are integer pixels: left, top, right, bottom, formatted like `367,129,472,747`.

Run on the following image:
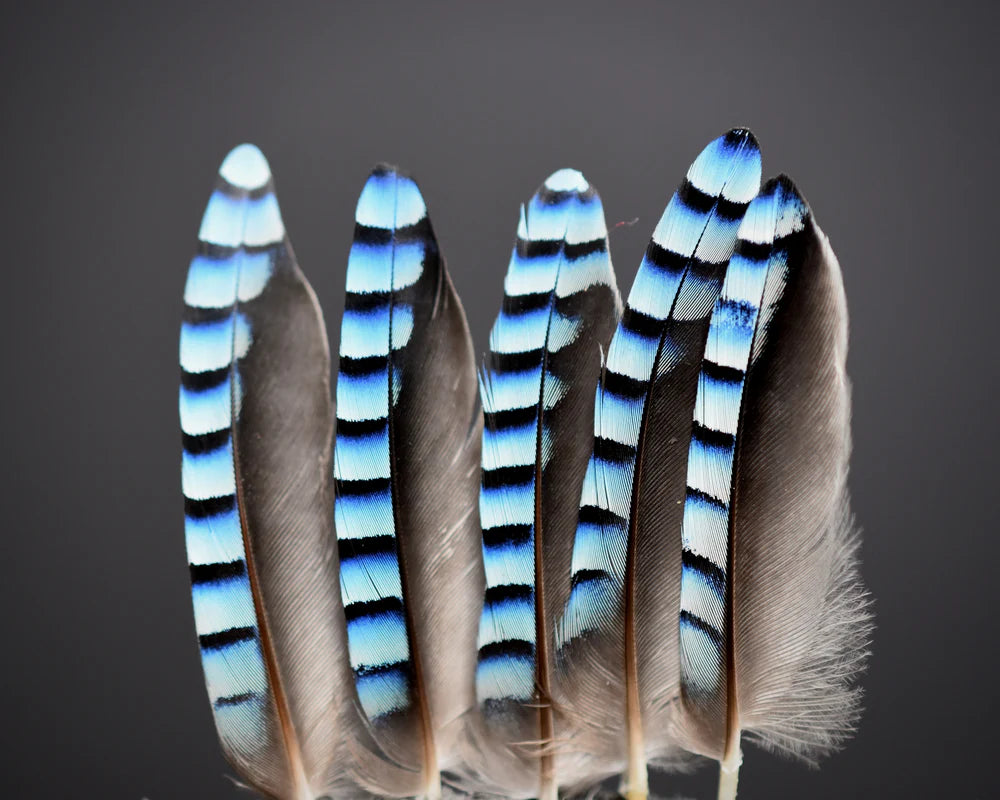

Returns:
179,145,354,800
556,131,762,798
673,176,872,800
462,170,621,800
333,165,484,799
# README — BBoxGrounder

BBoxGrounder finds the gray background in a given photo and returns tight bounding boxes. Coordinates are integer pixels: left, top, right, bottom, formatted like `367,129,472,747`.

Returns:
1,1,995,798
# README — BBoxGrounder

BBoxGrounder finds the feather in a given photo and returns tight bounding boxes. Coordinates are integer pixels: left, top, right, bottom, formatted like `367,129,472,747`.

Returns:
461,169,621,799
179,144,354,800
333,165,484,799
556,131,762,799
673,176,872,800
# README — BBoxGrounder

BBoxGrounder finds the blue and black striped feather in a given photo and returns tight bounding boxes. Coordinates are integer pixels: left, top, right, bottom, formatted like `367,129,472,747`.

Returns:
181,145,358,800
673,177,872,774
333,165,484,799
461,169,621,799
555,131,762,796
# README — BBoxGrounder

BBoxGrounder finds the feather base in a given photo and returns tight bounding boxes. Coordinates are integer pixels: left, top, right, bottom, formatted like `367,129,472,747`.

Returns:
716,735,742,800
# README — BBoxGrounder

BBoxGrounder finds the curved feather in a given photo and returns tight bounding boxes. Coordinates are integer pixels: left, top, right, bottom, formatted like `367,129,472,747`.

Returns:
463,170,621,799
333,165,483,799
555,131,762,797
674,176,872,793
180,145,351,800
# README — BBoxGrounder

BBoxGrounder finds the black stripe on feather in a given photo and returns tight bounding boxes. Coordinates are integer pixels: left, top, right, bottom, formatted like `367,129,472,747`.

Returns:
182,428,230,456
479,640,534,661
190,560,247,585
344,596,405,624
200,626,256,651
181,367,229,393
338,534,397,560
483,524,533,548
184,494,236,519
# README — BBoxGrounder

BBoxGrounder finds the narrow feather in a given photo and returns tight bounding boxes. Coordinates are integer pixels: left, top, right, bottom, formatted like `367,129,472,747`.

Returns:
334,165,483,798
463,170,621,799
556,131,762,797
181,145,352,800
674,176,872,789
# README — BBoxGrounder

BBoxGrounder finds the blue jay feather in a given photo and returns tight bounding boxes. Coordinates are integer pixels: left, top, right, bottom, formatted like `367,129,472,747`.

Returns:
672,176,871,796
678,179,807,706
556,130,761,797
180,145,352,800
336,169,429,724
464,170,620,799
334,166,483,798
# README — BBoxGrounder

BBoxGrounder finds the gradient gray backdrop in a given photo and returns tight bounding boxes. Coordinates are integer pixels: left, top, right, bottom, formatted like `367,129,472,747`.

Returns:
2,2,995,798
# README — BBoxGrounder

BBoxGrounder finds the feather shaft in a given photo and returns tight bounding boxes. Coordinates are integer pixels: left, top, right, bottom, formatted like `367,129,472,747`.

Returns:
717,741,741,800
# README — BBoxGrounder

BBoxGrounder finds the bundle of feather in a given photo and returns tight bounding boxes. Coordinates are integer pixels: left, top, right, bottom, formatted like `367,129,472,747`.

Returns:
178,129,871,800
